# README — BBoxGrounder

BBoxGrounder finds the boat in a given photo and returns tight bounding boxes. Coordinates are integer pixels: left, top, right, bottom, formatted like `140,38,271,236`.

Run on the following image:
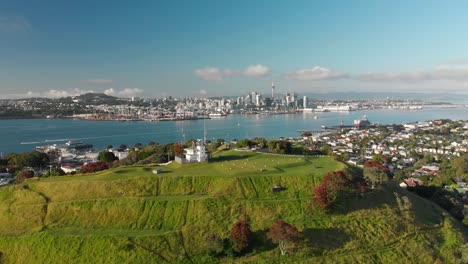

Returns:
314,115,318,119
64,141,93,150
354,115,371,128
209,112,227,117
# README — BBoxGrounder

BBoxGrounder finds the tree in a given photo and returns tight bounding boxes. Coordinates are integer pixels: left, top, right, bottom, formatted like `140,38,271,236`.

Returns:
119,144,128,150
230,220,252,253
106,145,113,150
363,160,389,173
452,156,468,176
268,140,292,154
205,233,224,255
267,220,298,256
314,183,331,208
7,151,49,169
363,167,388,189
313,170,357,209
134,143,143,149
208,142,221,152
423,154,435,164
98,151,118,163
16,170,34,184
46,168,65,177
372,154,384,164
236,139,252,149
174,143,184,157
81,162,109,173
253,137,267,148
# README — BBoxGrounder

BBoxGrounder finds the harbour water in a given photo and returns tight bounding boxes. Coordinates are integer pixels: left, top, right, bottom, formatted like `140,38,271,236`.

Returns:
0,106,466,154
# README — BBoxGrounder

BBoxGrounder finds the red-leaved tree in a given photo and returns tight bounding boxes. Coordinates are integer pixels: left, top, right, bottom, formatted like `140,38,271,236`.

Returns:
363,160,389,173
81,162,109,174
267,220,298,256
230,220,252,253
313,170,353,208
314,183,331,208
174,143,184,157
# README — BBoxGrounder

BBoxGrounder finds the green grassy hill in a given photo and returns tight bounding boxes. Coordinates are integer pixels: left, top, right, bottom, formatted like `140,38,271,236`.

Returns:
0,150,465,263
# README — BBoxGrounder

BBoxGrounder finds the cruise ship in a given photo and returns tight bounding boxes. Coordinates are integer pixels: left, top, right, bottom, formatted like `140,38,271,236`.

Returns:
354,115,371,128
64,141,93,150
316,104,352,112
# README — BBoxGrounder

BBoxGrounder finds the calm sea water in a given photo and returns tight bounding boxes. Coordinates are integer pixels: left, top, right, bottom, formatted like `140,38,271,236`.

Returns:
0,106,466,154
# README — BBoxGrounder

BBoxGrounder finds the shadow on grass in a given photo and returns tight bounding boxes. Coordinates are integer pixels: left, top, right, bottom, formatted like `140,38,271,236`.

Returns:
333,188,396,215
273,167,285,172
114,169,130,174
209,155,251,163
141,167,173,174
302,227,351,254
251,229,276,253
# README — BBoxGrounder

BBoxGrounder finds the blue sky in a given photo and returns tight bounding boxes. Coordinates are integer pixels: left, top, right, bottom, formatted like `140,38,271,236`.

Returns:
1,0,468,98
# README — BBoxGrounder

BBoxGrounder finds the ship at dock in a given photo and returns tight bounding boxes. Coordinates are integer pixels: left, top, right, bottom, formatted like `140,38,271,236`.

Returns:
354,115,371,128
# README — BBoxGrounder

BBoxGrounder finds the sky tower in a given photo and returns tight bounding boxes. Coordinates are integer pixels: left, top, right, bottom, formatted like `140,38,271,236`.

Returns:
271,82,275,99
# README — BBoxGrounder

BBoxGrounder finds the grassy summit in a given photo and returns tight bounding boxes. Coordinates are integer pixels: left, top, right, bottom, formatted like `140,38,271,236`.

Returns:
0,150,465,263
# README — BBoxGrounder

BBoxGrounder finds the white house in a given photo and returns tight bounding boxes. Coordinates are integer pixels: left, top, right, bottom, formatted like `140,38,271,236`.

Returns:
181,140,208,163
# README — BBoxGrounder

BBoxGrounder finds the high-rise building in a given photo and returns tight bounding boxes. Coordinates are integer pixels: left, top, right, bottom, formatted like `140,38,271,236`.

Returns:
255,94,261,106
244,94,251,105
251,91,257,102
271,82,275,99
303,96,307,108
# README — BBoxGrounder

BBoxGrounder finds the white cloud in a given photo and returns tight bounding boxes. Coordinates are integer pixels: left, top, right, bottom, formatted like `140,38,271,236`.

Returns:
284,66,348,81
194,67,227,81
104,88,115,95
358,65,468,83
199,89,208,95
194,64,271,81
80,79,113,84
0,16,30,32
117,88,143,97
243,64,271,77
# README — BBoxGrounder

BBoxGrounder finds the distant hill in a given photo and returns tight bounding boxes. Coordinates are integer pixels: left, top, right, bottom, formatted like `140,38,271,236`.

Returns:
75,92,116,100
0,151,464,263
72,93,123,104
303,92,468,104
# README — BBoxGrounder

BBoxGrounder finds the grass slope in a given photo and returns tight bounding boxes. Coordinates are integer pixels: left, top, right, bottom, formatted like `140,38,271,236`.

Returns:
0,150,464,263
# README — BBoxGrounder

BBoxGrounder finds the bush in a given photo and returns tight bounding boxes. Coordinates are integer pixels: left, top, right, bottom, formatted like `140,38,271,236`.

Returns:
81,162,109,174
45,168,65,177
268,140,292,154
236,139,253,149
97,151,118,163
16,170,34,184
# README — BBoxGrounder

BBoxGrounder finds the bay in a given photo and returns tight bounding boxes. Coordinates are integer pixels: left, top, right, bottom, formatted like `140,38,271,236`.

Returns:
0,106,466,154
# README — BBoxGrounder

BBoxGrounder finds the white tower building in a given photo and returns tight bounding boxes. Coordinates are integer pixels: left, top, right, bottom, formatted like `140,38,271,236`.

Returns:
271,82,275,99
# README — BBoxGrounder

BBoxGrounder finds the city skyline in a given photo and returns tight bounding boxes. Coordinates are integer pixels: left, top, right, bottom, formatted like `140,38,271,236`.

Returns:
2,0,468,98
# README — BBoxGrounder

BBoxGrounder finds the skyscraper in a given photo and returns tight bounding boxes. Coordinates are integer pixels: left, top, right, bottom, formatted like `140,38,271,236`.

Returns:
271,82,275,99
303,95,308,108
